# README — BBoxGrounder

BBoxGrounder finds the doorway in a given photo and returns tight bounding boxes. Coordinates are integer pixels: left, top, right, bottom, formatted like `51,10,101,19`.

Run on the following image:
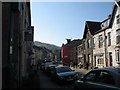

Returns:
109,52,113,66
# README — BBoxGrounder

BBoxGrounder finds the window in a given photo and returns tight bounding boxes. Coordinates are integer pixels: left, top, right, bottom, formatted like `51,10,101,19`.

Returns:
97,58,104,64
64,56,68,58
116,29,120,44
116,49,120,63
98,35,103,48
87,39,90,48
93,38,96,49
84,71,100,82
88,54,91,63
101,21,109,29
99,71,115,85
108,32,111,46
83,41,85,50
96,55,104,65
116,14,120,24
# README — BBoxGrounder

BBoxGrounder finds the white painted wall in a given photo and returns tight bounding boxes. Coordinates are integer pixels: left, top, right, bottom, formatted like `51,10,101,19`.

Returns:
106,6,120,66
93,31,106,68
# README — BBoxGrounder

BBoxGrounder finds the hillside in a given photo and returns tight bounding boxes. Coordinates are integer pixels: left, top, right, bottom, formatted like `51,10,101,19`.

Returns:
34,41,61,52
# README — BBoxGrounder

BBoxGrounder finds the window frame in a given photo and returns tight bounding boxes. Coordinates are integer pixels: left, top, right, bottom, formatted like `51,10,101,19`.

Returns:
84,70,115,85
115,49,120,63
116,14,120,24
93,38,96,49
98,70,115,85
84,70,101,82
98,35,103,48
87,39,91,48
108,32,111,46
116,29,120,44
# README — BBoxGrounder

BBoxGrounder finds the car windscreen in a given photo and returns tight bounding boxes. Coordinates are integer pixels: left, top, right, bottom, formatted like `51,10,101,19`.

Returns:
56,67,72,73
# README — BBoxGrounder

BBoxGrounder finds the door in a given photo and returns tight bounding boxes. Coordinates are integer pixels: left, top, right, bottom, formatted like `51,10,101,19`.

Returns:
109,52,113,66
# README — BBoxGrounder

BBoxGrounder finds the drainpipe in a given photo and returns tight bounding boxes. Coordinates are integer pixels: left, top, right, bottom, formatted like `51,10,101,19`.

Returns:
104,30,108,67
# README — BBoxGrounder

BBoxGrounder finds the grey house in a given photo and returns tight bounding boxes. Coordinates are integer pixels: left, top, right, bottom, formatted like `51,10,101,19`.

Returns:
82,21,101,69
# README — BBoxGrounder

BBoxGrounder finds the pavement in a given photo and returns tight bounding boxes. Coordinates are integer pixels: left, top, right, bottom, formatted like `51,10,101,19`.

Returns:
21,66,91,88
70,67,91,76
21,68,40,89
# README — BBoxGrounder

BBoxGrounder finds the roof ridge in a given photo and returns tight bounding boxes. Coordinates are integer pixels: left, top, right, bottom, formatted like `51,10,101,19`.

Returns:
86,21,100,23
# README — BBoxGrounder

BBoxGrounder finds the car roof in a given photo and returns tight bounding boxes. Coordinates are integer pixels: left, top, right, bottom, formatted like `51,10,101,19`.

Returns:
48,65,56,67
55,66,69,68
93,67,120,74
90,67,120,87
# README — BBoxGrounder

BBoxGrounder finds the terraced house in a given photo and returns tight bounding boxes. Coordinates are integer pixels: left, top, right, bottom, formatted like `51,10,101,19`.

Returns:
82,21,101,69
93,1,120,68
2,2,34,88
107,0,120,67
93,15,111,68
82,0,120,69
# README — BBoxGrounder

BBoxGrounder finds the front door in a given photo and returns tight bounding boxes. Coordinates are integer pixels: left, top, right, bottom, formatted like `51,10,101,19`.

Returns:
109,52,113,66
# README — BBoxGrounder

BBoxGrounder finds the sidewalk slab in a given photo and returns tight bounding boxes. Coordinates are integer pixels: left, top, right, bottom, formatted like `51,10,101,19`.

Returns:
21,70,40,88
70,67,91,75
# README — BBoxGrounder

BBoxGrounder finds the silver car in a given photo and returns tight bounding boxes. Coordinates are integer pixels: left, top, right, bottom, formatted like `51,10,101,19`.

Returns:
74,67,120,90
51,66,79,84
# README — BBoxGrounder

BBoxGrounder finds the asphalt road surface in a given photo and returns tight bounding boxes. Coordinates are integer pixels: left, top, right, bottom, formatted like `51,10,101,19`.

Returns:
38,70,74,89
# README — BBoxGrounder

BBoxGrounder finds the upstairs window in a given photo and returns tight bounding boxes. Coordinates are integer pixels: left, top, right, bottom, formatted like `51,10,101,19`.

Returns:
93,38,96,49
108,32,111,46
87,39,91,48
83,41,85,50
98,35,103,48
115,49,120,63
116,14,120,24
116,29,120,44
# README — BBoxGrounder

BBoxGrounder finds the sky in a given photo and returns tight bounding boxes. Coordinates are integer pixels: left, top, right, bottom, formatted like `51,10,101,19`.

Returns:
31,1,114,47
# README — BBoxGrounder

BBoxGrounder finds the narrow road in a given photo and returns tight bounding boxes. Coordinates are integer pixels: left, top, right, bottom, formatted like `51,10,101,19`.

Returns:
38,70,74,89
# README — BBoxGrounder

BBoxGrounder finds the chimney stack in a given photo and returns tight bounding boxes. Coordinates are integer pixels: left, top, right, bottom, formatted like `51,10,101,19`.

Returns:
66,39,71,44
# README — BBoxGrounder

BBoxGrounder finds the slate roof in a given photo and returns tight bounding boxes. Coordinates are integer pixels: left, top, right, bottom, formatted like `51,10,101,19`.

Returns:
83,21,101,39
109,1,120,28
63,39,82,47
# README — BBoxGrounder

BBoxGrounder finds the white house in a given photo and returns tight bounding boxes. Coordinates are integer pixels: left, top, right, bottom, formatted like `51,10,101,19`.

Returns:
107,0,120,67
93,17,111,68
93,0,120,68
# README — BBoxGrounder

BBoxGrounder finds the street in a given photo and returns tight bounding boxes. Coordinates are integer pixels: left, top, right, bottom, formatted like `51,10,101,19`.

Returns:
22,65,89,89
38,70,74,89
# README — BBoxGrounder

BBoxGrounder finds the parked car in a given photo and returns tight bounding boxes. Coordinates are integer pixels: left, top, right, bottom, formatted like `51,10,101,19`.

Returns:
45,64,56,75
74,67,120,89
44,60,54,71
40,61,46,70
51,66,79,84
40,60,54,71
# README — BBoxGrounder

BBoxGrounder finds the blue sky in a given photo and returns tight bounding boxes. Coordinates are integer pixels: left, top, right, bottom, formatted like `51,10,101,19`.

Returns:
31,2,114,47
